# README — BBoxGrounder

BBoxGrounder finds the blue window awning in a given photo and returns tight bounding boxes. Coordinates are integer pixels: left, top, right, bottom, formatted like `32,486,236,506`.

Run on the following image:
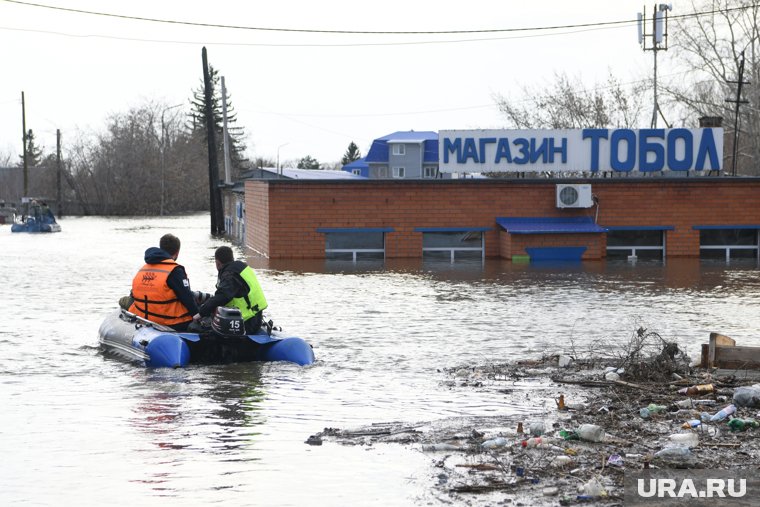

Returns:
496,217,607,234
317,227,394,233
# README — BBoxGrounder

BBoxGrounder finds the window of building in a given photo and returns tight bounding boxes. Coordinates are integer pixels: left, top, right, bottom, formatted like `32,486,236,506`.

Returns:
606,227,670,261
423,166,438,178
318,228,391,262
416,228,488,263
392,167,405,178
351,169,361,176
697,227,759,262
392,144,405,156
376,166,389,178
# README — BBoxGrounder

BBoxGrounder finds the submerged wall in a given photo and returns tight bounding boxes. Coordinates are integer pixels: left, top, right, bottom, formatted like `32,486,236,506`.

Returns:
244,178,760,260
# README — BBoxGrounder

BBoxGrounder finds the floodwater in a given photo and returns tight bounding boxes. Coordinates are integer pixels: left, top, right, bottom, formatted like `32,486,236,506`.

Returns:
2,214,760,506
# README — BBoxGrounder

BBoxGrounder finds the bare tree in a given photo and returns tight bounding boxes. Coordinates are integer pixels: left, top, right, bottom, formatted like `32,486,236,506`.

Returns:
493,71,646,129
65,100,209,215
665,0,760,175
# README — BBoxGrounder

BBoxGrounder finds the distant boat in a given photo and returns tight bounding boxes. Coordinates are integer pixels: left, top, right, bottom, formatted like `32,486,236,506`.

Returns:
11,197,61,233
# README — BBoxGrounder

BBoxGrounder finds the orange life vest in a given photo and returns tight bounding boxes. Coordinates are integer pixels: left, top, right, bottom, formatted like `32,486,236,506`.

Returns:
128,259,192,326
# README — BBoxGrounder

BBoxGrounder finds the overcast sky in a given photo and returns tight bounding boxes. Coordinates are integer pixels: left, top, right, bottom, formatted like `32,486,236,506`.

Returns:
0,0,679,166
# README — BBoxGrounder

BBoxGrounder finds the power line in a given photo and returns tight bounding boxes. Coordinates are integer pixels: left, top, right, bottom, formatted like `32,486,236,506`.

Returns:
2,0,758,36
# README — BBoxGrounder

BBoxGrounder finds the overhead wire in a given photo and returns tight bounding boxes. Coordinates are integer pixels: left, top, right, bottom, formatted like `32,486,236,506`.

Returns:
0,0,758,38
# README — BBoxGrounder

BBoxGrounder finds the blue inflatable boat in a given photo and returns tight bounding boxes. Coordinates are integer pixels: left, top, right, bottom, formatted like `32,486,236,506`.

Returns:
98,309,315,368
11,198,61,233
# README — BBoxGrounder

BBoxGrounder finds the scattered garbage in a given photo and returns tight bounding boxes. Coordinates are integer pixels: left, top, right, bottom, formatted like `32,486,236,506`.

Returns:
312,329,760,504
653,446,696,468
709,404,737,422
576,424,605,442
733,385,760,408
480,437,508,449
678,383,714,396
727,418,760,432
668,432,699,448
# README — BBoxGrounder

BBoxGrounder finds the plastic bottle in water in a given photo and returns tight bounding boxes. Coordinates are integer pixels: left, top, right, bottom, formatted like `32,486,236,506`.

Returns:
678,384,714,396
521,437,543,448
681,419,701,429
559,429,580,440
653,446,696,467
481,437,508,449
647,403,667,413
710,404,737,422
577,424,605,442
668,432,699,448
727,418,760,432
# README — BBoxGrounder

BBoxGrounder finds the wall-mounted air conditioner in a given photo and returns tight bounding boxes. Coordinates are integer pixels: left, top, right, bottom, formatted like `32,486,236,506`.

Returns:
556,184,593,209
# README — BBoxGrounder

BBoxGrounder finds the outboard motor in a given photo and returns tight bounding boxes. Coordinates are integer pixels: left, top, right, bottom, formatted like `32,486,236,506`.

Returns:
211,307,246,337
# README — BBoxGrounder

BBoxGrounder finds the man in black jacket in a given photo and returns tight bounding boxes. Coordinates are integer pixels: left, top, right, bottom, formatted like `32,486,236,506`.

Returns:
192,246,268,335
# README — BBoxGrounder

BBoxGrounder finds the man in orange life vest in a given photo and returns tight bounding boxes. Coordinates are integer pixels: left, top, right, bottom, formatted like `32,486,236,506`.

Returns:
128,233,199,331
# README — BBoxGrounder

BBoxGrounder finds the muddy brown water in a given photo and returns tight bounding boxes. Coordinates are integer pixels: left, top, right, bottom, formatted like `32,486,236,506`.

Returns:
2,214,759,506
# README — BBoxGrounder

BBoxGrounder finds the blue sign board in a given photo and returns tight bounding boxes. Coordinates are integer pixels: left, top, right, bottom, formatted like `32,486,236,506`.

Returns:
438,128,723,173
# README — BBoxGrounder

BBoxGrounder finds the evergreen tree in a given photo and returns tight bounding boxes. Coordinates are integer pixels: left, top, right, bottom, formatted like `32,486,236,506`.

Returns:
19,129,44,167
188,65,248,176
341,141,362,165
297,155,320,169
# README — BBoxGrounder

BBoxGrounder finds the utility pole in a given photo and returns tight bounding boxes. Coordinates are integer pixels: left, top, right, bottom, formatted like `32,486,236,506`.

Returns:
725,50,750,177
221,76,232,185
21,91,28,197
201,47,224,235
56,129,62,217
638,4,672,128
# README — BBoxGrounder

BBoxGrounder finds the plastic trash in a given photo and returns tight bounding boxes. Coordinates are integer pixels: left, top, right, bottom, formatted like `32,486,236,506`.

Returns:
543,486,559,496
647,403,667,413
709,404,737,422
653,446,696,467
559,429,580,441
727,418,760,432
699,412,712,423
639,408,651,419
605,371,620,381
556,394,566,410
550,455,573,468
521,437,543,448
481,437,508,449
673,399,693,409
578,477,606,496
678,384,714,396
607,454,624,466
681,419,701,429
668,432,699,448
558,355,573,368
733,386,760,408
529,421,545,436
422,443,461,452
577,424,605,442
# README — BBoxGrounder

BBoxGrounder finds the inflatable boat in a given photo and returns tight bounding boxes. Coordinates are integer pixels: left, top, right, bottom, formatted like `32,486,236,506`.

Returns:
98,309,315,367
11,198,61,233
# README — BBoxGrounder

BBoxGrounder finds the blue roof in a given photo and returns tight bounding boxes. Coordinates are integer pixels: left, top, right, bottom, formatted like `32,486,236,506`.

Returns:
366,131,439,163
377,131,438,142
342,157,368,170
496,217,607,234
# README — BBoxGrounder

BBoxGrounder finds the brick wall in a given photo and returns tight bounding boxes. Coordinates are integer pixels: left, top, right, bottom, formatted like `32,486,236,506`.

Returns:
245,178,760,260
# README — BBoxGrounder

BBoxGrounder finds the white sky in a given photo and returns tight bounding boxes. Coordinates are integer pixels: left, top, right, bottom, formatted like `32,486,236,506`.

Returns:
0,0,681,166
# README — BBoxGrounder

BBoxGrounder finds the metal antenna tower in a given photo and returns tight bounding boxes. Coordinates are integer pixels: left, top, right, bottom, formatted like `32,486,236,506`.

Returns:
638,4,672,128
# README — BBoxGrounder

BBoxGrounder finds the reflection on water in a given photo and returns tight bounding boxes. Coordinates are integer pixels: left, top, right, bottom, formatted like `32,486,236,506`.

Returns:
2,214,760,506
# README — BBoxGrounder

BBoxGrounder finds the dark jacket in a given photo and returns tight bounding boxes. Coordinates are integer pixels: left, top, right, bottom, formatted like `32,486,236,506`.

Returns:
142,247,199,315
198,260,254,318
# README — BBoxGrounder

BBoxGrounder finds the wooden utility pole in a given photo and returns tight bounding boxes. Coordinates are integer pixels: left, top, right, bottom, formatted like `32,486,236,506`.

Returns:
56,129,63,217
21,91,28,197
201,47,224,235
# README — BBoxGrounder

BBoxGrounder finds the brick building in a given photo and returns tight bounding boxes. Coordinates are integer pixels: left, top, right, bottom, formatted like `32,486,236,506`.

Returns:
244,177,760,263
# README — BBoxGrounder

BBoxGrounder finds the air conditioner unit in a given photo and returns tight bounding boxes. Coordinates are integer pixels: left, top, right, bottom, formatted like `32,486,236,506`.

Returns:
556,184,593,208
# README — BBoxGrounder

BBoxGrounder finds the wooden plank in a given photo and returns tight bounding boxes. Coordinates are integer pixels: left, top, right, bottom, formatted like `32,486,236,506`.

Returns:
714,345,760,369
709,333,736,368
701,344,709,368
714,369,760,381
